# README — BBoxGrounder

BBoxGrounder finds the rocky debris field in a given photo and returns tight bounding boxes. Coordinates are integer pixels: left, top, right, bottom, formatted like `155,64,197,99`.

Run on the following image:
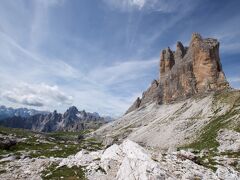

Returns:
0,125,240,179
0,129,240,180
0,126,102,179
52,138,240,180
217,129,240,153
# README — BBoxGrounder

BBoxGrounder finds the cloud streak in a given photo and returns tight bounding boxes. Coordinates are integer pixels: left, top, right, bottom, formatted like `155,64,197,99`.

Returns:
88,59,158,86
103,0,194,12
30,0,65,50
103,0,146,10
229,77,240,84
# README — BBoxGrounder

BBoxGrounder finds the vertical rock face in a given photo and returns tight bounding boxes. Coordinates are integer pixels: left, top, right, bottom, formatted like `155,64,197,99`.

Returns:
160,47,175,78
126,33,229,113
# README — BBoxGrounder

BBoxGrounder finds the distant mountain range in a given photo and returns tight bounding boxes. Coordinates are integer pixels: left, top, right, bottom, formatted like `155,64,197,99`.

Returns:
0,106,113,132
0,105,49,120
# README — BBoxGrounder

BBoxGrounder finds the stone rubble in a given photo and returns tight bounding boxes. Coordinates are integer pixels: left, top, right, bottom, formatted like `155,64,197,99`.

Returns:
217,129,240,152
59,139,239,180
215,165,240,180
0,157,62,180
1,138,239,179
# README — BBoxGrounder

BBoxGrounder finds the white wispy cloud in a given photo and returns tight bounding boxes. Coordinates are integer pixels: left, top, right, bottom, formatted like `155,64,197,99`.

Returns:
67,59,158,116
228,77,240,89
229,77,240,83
103,0,193,12
216,29,240,54
0,31,80,80
221,43,240,54
103,0,146,10
88,59,158,86
69,88,141,117
35,0,64,7
120,0,200,57
30,0,65,50
2,83,73,107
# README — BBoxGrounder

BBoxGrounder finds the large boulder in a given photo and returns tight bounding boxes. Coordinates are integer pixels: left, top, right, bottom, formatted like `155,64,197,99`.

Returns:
59,140,172,179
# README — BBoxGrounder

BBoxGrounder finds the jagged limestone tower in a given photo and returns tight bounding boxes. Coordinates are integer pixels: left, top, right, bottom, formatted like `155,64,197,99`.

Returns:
126,33,229,114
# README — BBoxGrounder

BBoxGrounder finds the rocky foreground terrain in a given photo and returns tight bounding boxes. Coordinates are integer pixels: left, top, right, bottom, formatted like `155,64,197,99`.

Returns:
0,127,239,179
0,33,239,179
0,126,102,179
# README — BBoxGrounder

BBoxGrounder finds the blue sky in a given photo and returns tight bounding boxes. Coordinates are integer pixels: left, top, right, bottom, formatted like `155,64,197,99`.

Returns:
0,0,240,116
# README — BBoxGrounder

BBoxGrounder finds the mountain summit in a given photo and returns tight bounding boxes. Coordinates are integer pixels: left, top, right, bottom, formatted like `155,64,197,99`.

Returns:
127,33,229,113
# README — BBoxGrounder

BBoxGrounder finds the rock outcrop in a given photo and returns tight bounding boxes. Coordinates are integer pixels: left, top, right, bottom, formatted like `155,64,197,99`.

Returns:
127,33,229,113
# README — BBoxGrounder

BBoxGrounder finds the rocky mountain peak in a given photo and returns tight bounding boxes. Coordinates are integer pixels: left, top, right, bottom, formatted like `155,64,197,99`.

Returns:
126,33,229,114
66,106,78,114
63,106,79,121
53,110,58,115
191,32,202,41
174,41,186,61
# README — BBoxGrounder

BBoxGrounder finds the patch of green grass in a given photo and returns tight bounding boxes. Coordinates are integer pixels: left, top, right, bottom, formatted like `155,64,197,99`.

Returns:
220,151,240,158
179,91,240,171
11,137,102,158
81,138,103,151
0,149,8,156
183,91,240,151
213,90,240,106
234,122,240,133
29,144,82,158
47,130,91,141
194,155,218,172
0,126,36,137
183,113,230,150
41,163,86,180
1,141,101,159
0,126,103,159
